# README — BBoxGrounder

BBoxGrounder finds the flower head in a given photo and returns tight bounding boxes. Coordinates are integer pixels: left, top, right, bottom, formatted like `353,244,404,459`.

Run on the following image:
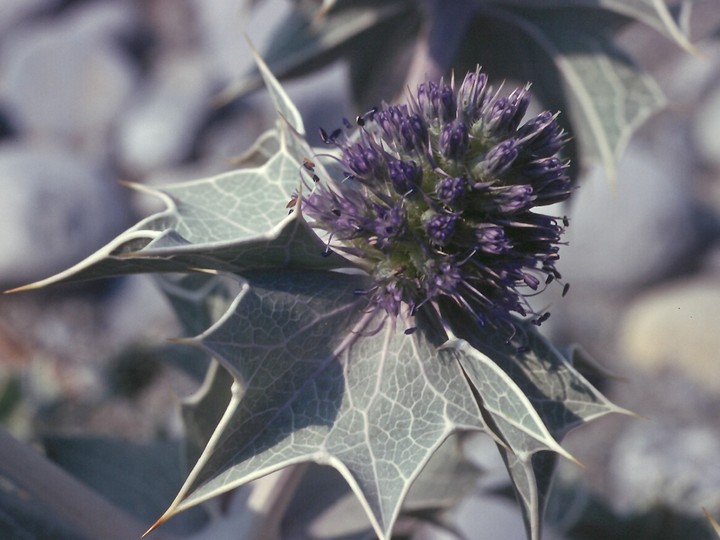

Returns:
303,66,572,329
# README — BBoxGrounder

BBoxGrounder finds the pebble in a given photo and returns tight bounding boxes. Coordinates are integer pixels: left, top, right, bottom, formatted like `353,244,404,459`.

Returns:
618,274,720,393
560,138,699,293
114,53,213,176
610,421,720,515
694,80,720,171
0,0,56,35
0,143,130,288
0,3,139,151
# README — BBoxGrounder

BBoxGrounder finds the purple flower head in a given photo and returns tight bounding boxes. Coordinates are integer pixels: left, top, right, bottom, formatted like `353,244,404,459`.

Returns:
416,80,455,123
480,86,531,139
370,203,407,248
516,111,565,159
304,66,573,329
387,158,422,195
475,224,512,254
440,121,469,161
376,105,427,154
494,184,534,214
457,67,488,122
424,259,462,296
480,139,520,177
423,212,459,246
436,176,466,207
343,141,384,179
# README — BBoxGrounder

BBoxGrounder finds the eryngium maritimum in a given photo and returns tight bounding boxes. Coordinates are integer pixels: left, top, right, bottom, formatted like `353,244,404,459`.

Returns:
303,67,572,329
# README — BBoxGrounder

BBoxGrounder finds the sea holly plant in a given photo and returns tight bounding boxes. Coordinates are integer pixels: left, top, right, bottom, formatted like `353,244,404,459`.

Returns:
11,55,630,540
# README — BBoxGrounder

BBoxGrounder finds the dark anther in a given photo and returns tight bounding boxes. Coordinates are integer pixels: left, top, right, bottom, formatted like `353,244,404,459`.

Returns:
356,107,378,127
545,274,555,285
319,128,341,144
562,283,570,297
562,215,570,227
312,174,320,183
303,158,316,171
331,208,341,217
404,327,417,335
532,312,551,326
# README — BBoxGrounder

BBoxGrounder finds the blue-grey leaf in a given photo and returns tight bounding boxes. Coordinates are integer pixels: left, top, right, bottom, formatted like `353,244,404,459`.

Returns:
154,272,487,539
10,49,327,293
514,9,666,180
495,0,694,52
443,306,630,540
219,2,414,104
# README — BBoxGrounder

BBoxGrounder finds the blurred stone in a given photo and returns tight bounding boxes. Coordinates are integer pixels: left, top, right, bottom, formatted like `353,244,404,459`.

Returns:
0,0,57,35
694,79,720,171
191,0,289,84
560,139,699,292
610,421,720,515
657,40,720,108
114,53,212,176
0,143,130,288
618,275,720,393
142,0,199,51
0,2,139,149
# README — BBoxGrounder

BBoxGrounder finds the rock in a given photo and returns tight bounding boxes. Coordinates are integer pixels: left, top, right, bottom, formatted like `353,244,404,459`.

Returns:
114,53,213,176
694,79,720,171
618,275,720,393
559,139,699,293
609,421,720,515
0,2,139,150
0,0,57,35
190,0,291,84
0,143,130,288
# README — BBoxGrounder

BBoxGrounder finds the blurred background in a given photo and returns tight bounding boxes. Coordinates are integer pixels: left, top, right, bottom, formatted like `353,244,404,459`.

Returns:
0,1,719,539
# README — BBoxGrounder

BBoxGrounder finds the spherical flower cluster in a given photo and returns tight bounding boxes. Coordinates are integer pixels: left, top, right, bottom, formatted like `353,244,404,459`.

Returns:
303,67,572,329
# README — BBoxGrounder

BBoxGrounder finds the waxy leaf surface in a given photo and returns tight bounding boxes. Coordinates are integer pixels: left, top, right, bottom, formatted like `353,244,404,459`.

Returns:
447,312,630,540
156,271,486,539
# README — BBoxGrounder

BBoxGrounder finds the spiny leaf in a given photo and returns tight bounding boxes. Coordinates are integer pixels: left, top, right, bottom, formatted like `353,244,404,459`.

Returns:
444,308,630,540
219,1,415,105
152,271,487,539
498,0,695,53
281,434,479,539
9,194,345,291
7,50,340,293
155,273,240,337
704,507,720,538
514,9,666,180
500,449,558,540
181,360,235,470
230,129,280,168
402,433,482,512
470,323,632,438
456,7,663,181
449,338,576,463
